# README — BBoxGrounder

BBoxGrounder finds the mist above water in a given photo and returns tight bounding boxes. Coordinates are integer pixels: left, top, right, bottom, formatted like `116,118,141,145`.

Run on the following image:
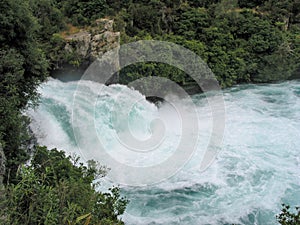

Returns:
27,78,300,225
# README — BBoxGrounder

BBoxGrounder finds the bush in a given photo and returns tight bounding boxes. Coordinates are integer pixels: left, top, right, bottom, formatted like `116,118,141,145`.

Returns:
0,146,128,225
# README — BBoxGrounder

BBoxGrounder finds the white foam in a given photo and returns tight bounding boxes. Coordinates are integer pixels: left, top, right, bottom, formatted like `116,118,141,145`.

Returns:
27,78,300,225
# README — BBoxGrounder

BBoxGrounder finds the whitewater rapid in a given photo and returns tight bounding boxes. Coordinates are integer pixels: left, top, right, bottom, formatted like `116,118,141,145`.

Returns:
27,78,300,225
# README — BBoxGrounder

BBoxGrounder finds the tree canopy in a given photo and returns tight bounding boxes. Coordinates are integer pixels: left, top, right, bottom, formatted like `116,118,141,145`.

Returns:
1,146,128,225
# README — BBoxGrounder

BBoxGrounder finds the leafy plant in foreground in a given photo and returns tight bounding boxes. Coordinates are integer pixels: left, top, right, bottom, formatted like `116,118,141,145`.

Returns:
276,204,300,225
0,146,128,225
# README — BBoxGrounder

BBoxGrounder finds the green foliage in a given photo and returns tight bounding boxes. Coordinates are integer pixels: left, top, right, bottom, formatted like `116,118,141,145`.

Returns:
1,146,128,225
18,0,296,87
173,7,210,40
57,0,109,26
0,0,49,183
29,0,65,40
238,0,268,8
114,0,300,87
276,204,300,225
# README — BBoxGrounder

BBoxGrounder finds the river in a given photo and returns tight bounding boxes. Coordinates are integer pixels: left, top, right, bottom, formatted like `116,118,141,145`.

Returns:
27,77,300,225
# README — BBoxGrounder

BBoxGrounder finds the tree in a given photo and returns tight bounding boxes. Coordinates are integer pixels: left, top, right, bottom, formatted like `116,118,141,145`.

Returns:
0,0,49,183
0,146,128,225
173,7,210,40
59,0,109,26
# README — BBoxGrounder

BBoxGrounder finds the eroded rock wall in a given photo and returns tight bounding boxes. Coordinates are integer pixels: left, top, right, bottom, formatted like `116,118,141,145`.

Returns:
63,19,120,84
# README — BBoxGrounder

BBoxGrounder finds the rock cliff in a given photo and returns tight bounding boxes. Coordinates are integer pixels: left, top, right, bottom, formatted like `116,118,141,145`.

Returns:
63,19,120,84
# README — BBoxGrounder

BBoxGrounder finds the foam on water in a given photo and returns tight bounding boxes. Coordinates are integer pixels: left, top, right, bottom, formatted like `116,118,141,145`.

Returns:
27,78,300,225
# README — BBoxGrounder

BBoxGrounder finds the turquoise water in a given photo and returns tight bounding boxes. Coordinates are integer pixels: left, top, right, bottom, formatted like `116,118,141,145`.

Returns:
27,78,300,225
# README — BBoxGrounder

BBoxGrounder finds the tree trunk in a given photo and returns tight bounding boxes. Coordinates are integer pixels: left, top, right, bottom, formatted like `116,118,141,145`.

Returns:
0,144,6,188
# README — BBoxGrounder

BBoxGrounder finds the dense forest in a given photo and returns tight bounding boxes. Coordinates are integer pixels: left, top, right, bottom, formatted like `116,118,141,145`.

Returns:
0,0,300,224
49,0,300,88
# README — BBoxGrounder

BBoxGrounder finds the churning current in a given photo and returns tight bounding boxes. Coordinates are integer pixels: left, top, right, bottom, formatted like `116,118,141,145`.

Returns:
27,78,300,225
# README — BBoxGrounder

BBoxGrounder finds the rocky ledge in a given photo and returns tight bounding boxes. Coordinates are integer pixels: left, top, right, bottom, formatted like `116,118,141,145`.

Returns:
64,19,120,61
56,19,120,84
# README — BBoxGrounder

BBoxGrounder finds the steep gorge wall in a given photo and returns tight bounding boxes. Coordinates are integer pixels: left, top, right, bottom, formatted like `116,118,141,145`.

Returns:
57,19,120,84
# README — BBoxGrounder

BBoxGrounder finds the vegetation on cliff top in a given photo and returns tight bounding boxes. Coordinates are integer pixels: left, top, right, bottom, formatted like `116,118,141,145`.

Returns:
47,0,300,89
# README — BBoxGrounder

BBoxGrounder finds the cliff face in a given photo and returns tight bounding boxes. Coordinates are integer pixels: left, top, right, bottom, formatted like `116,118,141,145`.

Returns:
63,19,120,84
